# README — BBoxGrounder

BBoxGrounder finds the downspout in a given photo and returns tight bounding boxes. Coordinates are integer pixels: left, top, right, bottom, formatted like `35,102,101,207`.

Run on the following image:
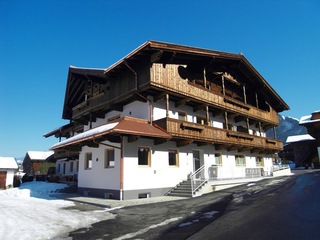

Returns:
120,136,124,201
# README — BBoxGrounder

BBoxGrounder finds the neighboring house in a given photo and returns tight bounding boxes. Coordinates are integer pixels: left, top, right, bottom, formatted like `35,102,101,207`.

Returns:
279,134,317,167
0,157,18,189
47,41,289,200
22,151,54,176
300,110,320,168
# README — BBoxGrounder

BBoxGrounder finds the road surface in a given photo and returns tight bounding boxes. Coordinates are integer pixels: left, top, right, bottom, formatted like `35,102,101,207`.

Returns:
68,169,320,240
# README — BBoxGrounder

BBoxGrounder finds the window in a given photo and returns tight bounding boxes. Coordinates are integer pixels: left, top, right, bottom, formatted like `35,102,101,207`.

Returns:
215,153,222,165
235,155,246,166
256,156,264,167
105,149,115,168
85,153,92,169
138,147,150,166
196,115,205,125
168,149,179,166
178,111,187,121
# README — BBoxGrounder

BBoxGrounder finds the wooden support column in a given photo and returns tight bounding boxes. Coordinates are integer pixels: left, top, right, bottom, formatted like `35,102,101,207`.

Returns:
205,105,210,125
203,68,207,89
243,85,247,104
246,118,250,133
259,122,262,135
255,93,259,108
222,75,226,96
273,126,277,139
224,111,229,130
166,93,169,118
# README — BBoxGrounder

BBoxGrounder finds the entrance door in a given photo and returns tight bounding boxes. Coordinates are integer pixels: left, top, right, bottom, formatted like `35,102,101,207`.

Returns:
0,171,7,189
193,150,200,172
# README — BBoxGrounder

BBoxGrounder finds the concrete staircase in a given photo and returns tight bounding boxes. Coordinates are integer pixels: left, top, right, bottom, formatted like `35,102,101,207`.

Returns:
166,179,208,198
166,180,193,197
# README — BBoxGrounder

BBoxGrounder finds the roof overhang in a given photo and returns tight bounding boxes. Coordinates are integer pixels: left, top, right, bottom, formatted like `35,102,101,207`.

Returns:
51,116,171,150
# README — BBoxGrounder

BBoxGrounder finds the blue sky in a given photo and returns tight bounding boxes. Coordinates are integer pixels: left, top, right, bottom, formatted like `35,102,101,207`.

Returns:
1,0,319,158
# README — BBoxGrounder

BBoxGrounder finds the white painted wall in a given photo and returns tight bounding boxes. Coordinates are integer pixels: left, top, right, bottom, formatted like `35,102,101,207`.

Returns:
78,140,121,190
122,137,194,191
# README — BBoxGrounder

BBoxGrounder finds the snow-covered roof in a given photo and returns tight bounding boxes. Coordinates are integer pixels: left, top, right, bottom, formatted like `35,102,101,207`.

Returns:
299,111,320,125
51,122,119,149
0,157,18,169
286,134,315,143
26,151,54,160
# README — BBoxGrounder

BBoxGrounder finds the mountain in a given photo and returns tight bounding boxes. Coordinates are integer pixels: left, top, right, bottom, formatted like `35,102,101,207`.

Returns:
267,115,308,143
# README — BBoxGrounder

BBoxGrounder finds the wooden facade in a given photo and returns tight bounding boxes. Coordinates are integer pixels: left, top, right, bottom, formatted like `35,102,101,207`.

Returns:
59,41,288,155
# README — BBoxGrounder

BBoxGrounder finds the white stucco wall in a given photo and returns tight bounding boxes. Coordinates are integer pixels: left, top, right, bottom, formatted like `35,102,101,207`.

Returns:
78,141,121,190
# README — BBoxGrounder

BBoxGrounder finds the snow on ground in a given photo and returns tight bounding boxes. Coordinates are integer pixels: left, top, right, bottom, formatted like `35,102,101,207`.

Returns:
0,181,114,240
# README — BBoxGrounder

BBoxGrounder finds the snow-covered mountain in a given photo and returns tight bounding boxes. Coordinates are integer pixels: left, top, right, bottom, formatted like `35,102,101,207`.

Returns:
267,114,308,143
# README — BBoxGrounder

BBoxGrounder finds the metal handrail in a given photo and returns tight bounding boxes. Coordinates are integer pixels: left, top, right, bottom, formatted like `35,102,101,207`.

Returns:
190,165,207,195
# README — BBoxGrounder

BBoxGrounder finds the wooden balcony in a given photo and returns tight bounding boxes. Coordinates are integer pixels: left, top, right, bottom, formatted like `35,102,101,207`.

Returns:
154,117,283,153
150,65,279,126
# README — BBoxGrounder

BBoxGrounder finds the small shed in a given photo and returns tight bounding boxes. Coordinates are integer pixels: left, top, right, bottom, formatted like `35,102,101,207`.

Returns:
22,151,54,176
0,157,18,189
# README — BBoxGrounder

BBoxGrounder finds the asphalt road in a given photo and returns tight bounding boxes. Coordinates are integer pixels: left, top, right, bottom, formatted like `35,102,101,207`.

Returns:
67,169,320,240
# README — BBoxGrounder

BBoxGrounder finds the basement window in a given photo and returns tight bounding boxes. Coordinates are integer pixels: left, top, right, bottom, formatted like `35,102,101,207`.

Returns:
138,193,150,199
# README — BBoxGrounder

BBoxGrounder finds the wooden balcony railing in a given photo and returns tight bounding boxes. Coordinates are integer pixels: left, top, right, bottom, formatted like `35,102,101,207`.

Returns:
154,117,283,152
150,65,279,125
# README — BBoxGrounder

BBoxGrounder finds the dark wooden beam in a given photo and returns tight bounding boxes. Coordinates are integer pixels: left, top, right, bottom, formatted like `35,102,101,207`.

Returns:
153,91,167,102
176,139,193,147
193,104,206,112
175,98,190,107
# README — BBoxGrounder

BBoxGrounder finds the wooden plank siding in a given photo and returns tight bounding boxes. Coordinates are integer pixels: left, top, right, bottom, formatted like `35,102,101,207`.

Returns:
154,117,283,152
150,63,279,126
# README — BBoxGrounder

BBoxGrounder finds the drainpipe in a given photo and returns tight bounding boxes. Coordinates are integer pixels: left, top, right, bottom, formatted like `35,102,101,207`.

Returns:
120,136,124,201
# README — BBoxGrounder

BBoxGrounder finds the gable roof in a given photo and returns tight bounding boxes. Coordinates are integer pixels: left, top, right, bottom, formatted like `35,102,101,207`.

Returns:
0,157,18,169
62,40,289,119
51,116,171,150
26,151,54,161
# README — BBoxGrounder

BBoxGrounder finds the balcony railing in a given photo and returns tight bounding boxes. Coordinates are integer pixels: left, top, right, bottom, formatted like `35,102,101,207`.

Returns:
154,117,283,152
150,65,279,125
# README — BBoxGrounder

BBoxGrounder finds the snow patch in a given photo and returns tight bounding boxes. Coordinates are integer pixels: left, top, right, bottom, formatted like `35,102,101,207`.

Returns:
0,181,114,240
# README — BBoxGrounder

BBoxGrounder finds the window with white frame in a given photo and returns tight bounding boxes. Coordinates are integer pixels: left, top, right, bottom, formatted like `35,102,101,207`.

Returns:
85,153,92,170
138,147,150,166
105,148,115,168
